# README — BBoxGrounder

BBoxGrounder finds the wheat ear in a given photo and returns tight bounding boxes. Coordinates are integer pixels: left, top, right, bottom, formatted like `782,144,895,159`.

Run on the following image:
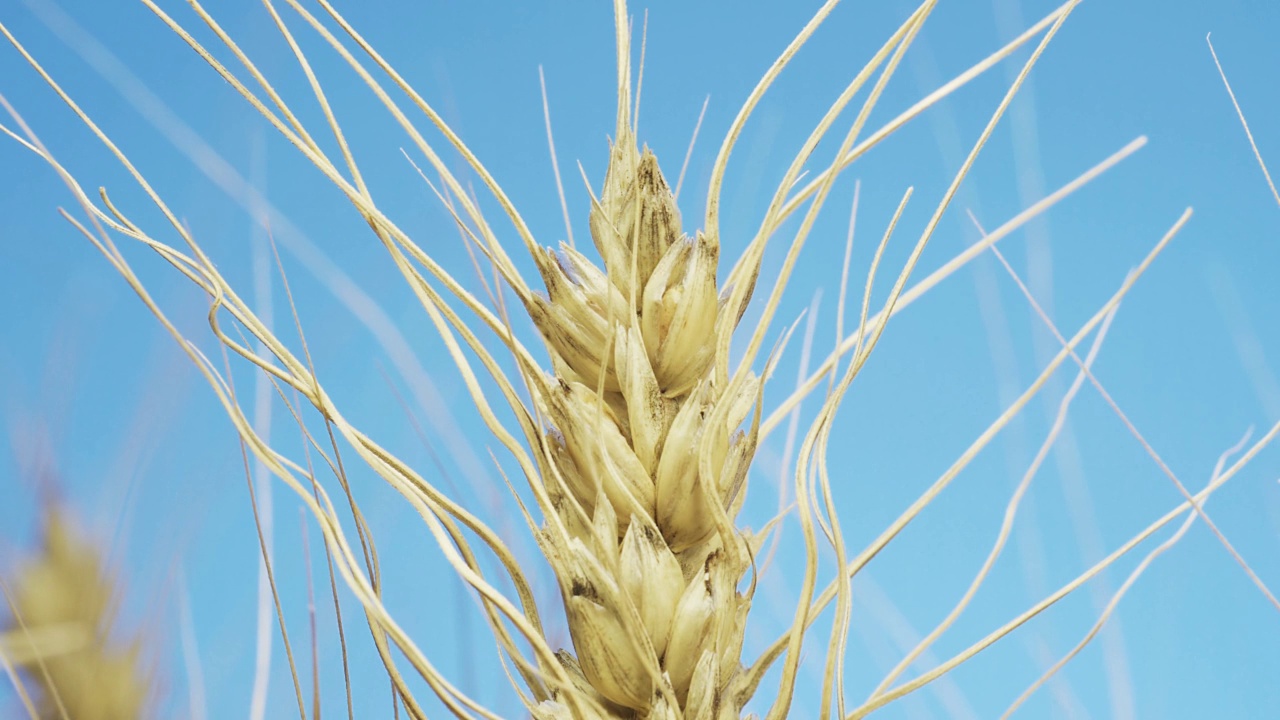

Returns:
1,507,151,720
11,0,1278,717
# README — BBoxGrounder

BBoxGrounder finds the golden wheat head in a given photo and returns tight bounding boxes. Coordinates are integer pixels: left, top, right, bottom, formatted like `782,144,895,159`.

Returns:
2,507,150,720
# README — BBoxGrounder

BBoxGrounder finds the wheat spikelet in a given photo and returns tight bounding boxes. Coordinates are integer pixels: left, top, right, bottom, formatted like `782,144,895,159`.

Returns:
2,507,150,720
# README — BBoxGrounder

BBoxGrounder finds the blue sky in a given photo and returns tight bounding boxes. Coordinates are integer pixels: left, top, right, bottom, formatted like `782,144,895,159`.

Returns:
2,0,1279,718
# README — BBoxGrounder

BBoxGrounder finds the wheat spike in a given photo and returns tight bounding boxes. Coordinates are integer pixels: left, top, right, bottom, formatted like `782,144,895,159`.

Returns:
2,507,150,720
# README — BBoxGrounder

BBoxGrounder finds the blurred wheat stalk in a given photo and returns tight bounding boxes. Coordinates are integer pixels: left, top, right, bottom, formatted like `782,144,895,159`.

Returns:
2,0,1277,718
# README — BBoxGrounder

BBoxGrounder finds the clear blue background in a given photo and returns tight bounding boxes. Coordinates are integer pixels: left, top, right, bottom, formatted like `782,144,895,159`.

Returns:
2,0,1279,718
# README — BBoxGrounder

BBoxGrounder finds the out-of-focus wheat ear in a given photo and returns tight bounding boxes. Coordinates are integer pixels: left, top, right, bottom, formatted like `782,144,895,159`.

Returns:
3,507,151,720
